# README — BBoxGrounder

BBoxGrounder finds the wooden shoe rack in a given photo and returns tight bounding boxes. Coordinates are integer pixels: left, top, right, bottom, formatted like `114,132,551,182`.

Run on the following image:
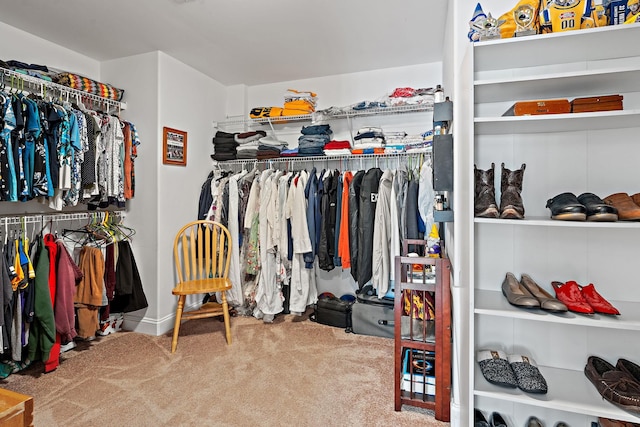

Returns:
393,239,451,421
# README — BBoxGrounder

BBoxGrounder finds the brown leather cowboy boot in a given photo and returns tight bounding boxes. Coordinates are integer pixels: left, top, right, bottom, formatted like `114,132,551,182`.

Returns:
499,163,526,219
474,163,499,218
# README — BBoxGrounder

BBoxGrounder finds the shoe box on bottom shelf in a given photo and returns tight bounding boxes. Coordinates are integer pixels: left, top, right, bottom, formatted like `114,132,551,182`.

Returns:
401,348,436,395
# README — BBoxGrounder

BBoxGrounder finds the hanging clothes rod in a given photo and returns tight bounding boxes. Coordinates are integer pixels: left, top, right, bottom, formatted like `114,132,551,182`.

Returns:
213,151,432,168
0,66,126,111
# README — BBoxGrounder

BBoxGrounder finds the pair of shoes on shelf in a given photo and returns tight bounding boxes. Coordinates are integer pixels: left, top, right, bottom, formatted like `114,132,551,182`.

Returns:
502,272,567,312
477,349,548,394
551,281,620,315
546,192,618,222
475,410,507,427
475,162,526,220
585,356,640,415
604,193,640,221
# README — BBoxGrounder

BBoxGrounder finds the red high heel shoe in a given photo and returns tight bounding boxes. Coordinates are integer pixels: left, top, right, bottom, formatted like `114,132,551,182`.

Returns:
579,283,620,315
551,281,594,314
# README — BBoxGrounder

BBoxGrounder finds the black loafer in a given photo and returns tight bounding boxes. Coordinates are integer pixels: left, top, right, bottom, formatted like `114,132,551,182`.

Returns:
489,412,508,427
545,192,586,221
474,409,489,427
577,192,618,222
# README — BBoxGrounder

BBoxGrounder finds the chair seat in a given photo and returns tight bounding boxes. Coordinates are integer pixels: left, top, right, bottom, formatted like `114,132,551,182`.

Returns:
172,277,232,296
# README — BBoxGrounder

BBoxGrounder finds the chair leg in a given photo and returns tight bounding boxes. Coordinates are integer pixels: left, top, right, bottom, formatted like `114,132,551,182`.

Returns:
171,295,186,353
220,292,232,345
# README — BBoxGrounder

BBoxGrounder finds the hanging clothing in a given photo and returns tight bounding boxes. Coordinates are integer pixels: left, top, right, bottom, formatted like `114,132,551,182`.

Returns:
110,240,148,313
285,170,316,313
372,169,394,297
348,170,364,282
357,167,383,288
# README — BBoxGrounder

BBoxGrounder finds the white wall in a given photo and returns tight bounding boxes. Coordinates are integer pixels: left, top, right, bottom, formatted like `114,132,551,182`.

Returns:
153,52,228,333
248,63,442,111
101,52,161,333
102,52,227,335
0,21,99,78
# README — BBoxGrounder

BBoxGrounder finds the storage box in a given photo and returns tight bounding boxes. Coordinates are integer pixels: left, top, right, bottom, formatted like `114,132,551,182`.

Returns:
0,388,33,427
571,94,623,113
502,99,571,116
401,349,436,395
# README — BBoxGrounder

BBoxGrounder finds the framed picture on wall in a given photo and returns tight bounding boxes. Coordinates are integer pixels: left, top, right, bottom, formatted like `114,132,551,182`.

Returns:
163,127,187,166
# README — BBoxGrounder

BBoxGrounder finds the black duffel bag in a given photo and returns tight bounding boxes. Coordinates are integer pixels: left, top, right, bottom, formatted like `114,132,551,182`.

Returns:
310,295,354,332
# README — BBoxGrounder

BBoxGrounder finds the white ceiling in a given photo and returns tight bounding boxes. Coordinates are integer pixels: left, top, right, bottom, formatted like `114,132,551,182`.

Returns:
0,0,448,86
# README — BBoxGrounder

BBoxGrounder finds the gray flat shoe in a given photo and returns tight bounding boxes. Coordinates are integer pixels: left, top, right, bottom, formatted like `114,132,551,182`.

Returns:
520,274,568,313
502,272,539,309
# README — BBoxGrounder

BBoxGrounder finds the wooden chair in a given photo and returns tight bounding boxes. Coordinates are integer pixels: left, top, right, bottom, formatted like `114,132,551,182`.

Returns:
171,220,232,353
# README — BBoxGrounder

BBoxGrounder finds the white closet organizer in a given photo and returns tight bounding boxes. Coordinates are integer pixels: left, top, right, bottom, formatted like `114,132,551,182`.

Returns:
0,66,126,112
214,103,435,174
470,25,640,426
214,103,434,128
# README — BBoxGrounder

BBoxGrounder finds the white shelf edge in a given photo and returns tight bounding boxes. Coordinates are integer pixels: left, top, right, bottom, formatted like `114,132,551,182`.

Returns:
474,216,640,228
474,110,640,135
474,289,640,331
474,365,640,424
474,65,640,87
473,25,640,71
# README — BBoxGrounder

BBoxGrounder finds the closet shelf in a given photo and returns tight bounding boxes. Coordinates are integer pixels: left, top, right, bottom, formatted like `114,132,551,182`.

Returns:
474,365,640,423
215,103,434,128
474,216,640,228
213,150,432,168
0,66,126,111
474,290,639,331
474,110,640,135
473,24,640,72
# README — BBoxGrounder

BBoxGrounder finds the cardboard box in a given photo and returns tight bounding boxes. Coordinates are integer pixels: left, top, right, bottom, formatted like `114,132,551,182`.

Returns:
401,349,436,395
502,99,571,116
571,95,623,113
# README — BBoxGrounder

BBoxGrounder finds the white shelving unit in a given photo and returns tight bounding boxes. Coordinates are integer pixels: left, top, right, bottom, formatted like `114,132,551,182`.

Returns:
213,102,436,167
470,24,640,426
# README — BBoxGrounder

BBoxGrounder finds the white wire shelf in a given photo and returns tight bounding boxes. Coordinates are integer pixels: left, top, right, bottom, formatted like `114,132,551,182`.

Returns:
1,210,124,226
215,103,434,127
0,66,126,111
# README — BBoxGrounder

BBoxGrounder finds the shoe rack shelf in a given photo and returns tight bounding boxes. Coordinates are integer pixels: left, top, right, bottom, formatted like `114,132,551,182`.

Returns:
474,365,640,424
393,254,452,422
470,23,640,426
475,289,640,331
475,216,640,228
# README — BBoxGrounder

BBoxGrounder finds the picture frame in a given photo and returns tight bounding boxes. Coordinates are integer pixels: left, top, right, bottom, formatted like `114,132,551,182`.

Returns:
162,127,187,166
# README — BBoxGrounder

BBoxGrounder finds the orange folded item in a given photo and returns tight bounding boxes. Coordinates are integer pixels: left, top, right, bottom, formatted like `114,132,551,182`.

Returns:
284,99,315,113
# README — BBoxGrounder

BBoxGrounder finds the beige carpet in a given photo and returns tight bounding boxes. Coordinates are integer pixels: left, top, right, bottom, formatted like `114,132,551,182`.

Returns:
1,312,450,427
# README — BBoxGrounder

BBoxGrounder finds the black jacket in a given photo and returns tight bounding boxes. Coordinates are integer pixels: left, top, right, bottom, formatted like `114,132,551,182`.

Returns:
348,170,365,282
318,170,339,271
357,168,383,288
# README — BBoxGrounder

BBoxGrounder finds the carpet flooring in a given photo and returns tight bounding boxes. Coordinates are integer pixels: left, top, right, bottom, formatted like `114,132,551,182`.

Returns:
1,311,450,427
